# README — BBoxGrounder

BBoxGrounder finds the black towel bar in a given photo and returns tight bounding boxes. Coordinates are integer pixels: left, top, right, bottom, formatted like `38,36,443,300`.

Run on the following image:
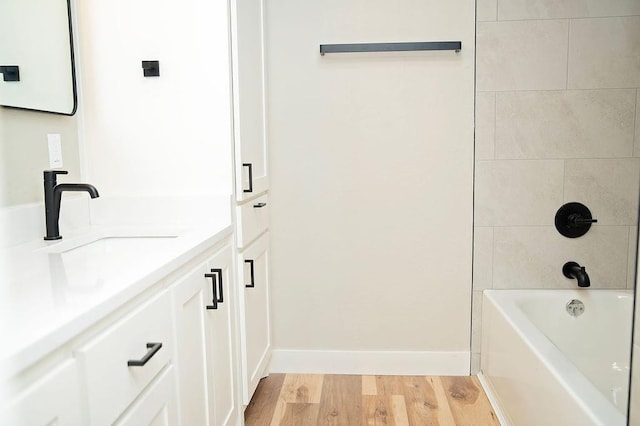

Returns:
319,41,461,55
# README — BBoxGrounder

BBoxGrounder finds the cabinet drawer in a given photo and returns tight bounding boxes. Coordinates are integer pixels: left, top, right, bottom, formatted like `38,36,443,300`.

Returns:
236,193,269,249
1,359,83,425
76,291,174,426
113,365,178,426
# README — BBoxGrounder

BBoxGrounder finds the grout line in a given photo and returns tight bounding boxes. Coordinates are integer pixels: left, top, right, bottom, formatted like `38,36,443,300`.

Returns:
492,92,497,160
566,19,571,90
489,14,640,23
562,159,566,202
631,89,640,157
477,156,639,162
626,226,632,289
491,227,498,295
480,87,639,93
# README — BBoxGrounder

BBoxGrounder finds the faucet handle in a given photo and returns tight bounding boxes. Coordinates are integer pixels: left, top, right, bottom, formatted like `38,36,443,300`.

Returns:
44,170,68,182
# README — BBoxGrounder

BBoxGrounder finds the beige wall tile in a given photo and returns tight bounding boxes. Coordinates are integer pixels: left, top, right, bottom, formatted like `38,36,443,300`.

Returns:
495,90,635,159
477,0,497,22
564,158,640,225
473,226,494,290
493,226,629,289
475,160,564,226
476,92,495,160
477,20,568,92
498,0,640,20
629,227,638,289
568,16,640,89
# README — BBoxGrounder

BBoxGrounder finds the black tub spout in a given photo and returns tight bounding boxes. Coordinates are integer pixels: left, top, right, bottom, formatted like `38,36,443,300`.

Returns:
562,261,590,288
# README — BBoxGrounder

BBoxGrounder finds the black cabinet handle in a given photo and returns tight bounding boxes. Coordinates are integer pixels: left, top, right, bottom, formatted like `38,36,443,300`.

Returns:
127,342,162,367
253,202,267,208
205,269,224,309
242,163,253,193
211,268,223,303
205,272,218,309
245,259,255,288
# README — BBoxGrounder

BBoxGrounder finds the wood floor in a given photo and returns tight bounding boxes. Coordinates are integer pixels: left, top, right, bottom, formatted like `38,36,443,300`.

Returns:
244,374,500,426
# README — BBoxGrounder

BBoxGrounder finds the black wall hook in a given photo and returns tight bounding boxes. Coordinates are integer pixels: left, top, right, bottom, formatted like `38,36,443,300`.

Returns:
555,202,597,238
141,60,160,77
0,66,20,82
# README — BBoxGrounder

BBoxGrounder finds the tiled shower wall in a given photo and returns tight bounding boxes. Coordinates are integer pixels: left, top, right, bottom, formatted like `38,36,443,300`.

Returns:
472,0,640,373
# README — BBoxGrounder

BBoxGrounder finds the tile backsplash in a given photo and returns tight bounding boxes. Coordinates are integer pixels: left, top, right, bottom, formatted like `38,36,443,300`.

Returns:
472,0,640,386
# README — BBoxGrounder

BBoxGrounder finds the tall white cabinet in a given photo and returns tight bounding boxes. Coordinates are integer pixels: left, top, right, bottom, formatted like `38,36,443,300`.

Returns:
231,0,269,201
230,0,273,404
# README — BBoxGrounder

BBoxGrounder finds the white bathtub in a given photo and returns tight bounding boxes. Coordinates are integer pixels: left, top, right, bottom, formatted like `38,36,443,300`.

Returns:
480,289,633,426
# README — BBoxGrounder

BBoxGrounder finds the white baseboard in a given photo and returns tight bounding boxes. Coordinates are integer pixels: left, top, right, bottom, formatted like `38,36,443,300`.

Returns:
269,350,470,376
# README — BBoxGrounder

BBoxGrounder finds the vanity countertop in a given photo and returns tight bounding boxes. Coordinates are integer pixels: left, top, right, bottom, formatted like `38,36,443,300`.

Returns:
0,211,232,378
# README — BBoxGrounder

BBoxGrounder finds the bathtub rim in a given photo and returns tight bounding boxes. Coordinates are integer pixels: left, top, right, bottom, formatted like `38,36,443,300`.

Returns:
481,289,632,425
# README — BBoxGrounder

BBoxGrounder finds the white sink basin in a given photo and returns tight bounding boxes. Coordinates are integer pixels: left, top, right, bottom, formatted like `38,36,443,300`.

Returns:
60,236,178,256
40,228,182,255
38,231,183,288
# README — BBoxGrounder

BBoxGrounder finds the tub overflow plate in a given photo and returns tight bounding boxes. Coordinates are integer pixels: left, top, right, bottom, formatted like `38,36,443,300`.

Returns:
566,299,585,317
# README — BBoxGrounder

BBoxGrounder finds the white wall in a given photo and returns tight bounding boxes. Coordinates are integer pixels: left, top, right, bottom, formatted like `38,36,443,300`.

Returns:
266,0,475,373
76,0,233,199
0,107,81,207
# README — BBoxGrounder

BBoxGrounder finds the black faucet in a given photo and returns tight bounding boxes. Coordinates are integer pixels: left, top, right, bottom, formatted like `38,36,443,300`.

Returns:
44,170,99,240
562,261,590,287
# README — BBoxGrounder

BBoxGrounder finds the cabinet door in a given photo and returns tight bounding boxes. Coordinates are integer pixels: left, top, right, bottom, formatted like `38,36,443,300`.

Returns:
231,0,269,201
206,245,240,426
0,359,83,425
239,232,271,402
172,243,239,426
172,260,212,425
113,366,178,426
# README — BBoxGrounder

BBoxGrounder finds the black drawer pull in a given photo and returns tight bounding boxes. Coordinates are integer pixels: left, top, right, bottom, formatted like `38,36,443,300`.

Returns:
245,259,255,288
205,272,218,309
253,202,267,208
127,342,162,367
242,163,253,193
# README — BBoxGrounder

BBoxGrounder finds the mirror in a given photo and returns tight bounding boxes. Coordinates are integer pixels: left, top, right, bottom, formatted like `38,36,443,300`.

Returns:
0,0,77,115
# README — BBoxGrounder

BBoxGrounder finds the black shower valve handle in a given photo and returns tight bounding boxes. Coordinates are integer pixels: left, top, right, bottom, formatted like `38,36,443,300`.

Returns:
555,202,597,238
568,213,598,227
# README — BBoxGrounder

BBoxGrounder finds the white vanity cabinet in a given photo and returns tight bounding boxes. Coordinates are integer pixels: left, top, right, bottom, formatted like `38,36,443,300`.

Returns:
1,229,242,426
75,291,176,426
171,242,241,426
112,366,178,426
0,359,84,425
